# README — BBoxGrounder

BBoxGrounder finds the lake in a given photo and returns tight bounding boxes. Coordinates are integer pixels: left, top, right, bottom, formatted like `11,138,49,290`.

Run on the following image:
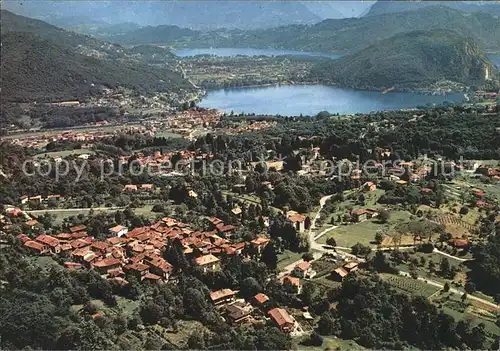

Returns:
174,47,341,59
488,54,500,67
184,48,496,115
199,85,464,116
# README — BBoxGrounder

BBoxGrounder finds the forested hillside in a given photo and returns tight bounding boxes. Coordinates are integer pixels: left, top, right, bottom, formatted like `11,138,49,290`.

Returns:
0,11,193,102
310,30,494,91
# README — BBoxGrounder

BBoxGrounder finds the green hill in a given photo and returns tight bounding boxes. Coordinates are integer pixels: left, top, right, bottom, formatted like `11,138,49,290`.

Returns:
310,30,494,91
0,11,192,102
366,1,500,17
1,32,191,102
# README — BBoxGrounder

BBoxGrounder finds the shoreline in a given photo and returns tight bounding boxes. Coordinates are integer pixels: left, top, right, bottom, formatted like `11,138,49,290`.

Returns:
199,81,468,96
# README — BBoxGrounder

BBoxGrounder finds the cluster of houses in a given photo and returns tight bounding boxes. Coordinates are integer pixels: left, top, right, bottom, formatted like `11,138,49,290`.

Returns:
14,213,308,332
208,288,300,333
117,150,215,176
9,123,159,150
16,215,274,286
166,108,222,130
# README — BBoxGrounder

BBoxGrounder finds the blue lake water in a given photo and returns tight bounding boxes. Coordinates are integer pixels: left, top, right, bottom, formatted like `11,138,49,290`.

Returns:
182,48,497,116
488,54,500,67
199,84,464,116
174,47,341,59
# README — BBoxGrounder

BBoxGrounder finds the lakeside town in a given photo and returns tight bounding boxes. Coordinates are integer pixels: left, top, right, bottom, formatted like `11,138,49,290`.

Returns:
1,1,500,350
1,95,500,348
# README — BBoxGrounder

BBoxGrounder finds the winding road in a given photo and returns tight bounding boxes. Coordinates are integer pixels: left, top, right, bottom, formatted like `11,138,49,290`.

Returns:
283,192,497,310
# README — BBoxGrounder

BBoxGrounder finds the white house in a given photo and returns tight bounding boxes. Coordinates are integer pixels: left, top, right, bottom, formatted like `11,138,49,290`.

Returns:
109,225,128,237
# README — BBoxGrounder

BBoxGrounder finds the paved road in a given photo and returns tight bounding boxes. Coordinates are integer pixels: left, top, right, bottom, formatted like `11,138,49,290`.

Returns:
278,193,337,277
433,248,472,262
27,207,124,214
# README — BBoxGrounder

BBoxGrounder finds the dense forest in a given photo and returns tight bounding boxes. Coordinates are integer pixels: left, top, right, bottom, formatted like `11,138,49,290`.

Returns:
309,30,494,91
0,31,192,102
0,10,193,103
318,275,492,349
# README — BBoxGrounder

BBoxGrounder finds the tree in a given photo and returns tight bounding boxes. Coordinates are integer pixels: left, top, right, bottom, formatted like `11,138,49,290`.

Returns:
443,282,450,293
459,206,469,215
377,208,391,223
309,332,323,347
464,282,476,294
440,258,451,278
351,242,372,256
374,231,384,245
301,281,318,306
494,293,500,305
428,260,436,274
261,241,278,270
326,237,337,247
152,204,165,212
317,313,336,335
302,252,314,262
183,288,208,320
240,277,262,300
187,329,205,350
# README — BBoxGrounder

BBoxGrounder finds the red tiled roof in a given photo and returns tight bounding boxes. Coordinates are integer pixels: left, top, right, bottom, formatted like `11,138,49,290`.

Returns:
268,308,294,327
254,293,269,304
283,276,300,287
124,262,149,272
70,225,87,233
92,258,121,268
24,240,46,251
194,254,219,266
91,241,109,251
17,233,30,243
210,289,235,302
71,238,91,249
55,233,73,240
295,261,311,272
64,262,83,270
449,239,469,247
35,235,60,248
71,232,88,239
142,273,162,281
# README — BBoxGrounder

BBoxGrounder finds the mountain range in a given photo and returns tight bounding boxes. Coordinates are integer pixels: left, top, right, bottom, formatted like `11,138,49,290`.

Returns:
366,1,500,17
2,1,325,30
103,6,500,54
310,30,494,91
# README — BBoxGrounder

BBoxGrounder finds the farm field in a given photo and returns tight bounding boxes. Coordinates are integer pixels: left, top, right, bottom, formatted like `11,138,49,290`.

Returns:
154,130,183,138
312,277,342,290
276,250,303,271
380,273,440,297
222,191,281,213
432,294,500,337
318,210,411,248
34,149,95,159
133,204,162,221
295,335,365,350
30,207,121,225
